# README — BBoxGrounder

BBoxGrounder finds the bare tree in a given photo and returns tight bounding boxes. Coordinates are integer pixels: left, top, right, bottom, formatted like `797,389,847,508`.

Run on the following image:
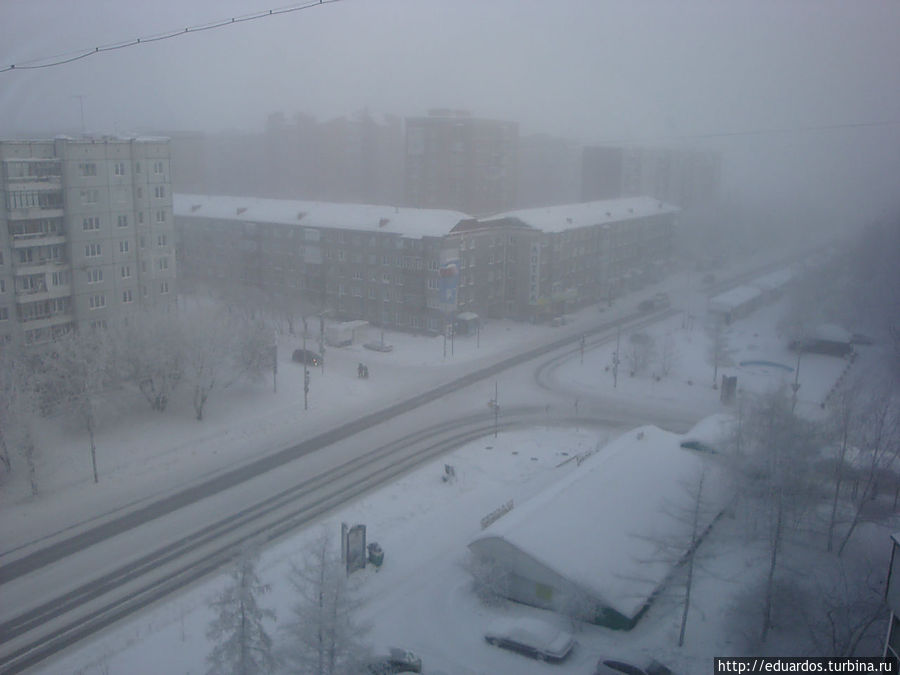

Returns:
280,530,371,675
835,388,900,557
824,383,861,552
706,318,733,388
732,389,823,643
659,332,679,378
625,331,656,376
206,546,277,675
634,467,723,647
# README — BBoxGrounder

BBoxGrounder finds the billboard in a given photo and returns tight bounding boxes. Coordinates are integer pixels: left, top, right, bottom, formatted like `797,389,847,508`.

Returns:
341,522,367,575
438,256,459,310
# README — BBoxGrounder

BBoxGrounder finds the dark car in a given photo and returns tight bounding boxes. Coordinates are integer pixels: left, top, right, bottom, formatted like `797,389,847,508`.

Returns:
595,658,674,675
291,348,322,366
484,617,575,663
365,648,422,674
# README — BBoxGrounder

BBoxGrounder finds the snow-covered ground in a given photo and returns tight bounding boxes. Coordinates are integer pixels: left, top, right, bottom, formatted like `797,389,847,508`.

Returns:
3,255,888,674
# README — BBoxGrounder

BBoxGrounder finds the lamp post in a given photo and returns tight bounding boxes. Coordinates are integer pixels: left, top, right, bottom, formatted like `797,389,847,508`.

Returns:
791,349,802,413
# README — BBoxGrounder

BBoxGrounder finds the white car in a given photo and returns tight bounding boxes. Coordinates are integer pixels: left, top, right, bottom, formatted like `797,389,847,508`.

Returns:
484,616,575,663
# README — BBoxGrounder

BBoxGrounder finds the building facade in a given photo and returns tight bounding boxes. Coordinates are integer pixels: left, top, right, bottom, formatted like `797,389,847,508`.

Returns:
0,137,176,345
581,145,721,210
404,110,518,216
175,194,677,332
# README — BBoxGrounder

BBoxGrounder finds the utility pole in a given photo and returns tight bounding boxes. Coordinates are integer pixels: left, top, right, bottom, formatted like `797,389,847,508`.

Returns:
493,380,500,438
612,327,621,388
303,334,309,410
73,94,86,133
791,349,802,413
319,315,325,375
271,343,277,393
580,334,586,365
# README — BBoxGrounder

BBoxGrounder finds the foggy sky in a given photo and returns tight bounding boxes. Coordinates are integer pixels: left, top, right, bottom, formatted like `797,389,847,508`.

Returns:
2,0,899,223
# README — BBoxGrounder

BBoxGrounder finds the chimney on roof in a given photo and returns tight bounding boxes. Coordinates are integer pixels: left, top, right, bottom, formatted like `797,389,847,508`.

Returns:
297,211,306,220
606,211,612,217
237,207,247,215
566,217,573,225
379,218,390,228
191,204,201,212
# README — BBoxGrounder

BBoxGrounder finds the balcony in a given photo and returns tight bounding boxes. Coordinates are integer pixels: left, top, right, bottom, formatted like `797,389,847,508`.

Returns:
11,233,66,248
15,284,71,304
18,312,74,331
6,206,64,221
13,260,69,276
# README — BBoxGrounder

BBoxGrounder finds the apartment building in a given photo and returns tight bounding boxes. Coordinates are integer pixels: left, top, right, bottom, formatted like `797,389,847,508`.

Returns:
581,145,721,210
404,110,518,216
175,194,677,330
175,195,469,333
453,197,678,321
0,137,176,345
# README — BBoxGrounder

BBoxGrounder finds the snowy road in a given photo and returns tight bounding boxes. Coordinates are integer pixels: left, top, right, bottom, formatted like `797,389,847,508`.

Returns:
0,307,704,674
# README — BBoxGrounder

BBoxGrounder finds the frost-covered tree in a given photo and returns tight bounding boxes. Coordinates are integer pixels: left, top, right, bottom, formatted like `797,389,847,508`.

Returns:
114,308,184,412
0,340,41,495
182,308,272,421
44,328,116,483
280,531,371,675
206,546,277,675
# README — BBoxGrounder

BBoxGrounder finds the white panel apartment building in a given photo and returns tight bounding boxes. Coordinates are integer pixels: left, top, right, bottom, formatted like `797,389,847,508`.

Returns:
0,137,176,345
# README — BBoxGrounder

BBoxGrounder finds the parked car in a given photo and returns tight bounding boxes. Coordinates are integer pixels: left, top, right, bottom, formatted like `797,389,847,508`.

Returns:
365,648,422,674
484,616,575,663
291,348,322,366
595,658,674,675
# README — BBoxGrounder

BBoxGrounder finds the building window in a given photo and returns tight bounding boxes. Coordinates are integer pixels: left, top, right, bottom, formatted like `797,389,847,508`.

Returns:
84,243,102,257
427,278,438,290
140,236,146,248
0,307,7,321
0,279,5,293
117,215,128,228
153,161,164,174
78,162,97,176
89,294,106,309
160,281,169,294
155,210,166,223
87,268,103,284
122,289,133,303
114,162,126,176
119,240,129,253
154,185,165,199
135,161,141,174
121,265,131,278
158,257,169,270
80,189,99,205
82,216,101,231
137,211,144,224
157,234,167,247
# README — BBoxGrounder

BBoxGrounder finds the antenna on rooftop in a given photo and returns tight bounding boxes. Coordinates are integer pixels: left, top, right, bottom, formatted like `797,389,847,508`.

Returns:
72,94,86,134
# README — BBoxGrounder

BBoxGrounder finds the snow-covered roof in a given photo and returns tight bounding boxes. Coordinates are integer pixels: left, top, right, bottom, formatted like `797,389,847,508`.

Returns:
751,269,793,293
174,194,469,239
708,285,762,313
470,424,729,619
812,323,852,343
485,196,678,233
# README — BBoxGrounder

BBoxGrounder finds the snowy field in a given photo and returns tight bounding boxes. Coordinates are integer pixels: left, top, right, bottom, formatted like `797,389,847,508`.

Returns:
3,255,888,674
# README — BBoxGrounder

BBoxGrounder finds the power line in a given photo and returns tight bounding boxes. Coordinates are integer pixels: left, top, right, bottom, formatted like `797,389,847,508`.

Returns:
1,0,339,74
